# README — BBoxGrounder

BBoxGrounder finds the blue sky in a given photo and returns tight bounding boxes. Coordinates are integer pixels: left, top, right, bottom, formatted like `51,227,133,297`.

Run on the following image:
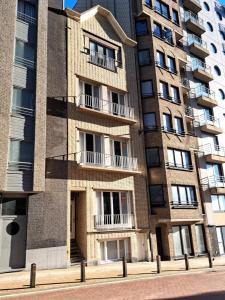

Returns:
65,0,225,8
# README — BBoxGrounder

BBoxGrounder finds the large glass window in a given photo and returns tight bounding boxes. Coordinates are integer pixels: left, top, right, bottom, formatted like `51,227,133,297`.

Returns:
138,49,150,66
172,9,179,25
141,80,153,97
146,148,160,167
163,113,173,132
195,225,206,254
9,140,34,163
160,81,169,99
149,185,165,207
153,22,162,38
156,51,166,68
171,185,197,205
168,149,192,170
171,86,180,103
155,0,170,19
164,27,173,44
18,0,36,18
12,87,34,110
15,40,36,67
168,56,176,73
89,41,116,71
144,113,157,130
136,20,148,36
216,227,225,254
211,195,225,212
100,239,128,261
172,225,193,257
174,117,184,135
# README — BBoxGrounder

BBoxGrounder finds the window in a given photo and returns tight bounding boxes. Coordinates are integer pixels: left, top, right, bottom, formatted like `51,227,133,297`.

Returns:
110,91,126,116
220,31,225,41
171,86,180,103
218,89,225,100
212,195,225,212
80,82,100,110
138,49,150,65
167,56,176,73
153,22,163,38
174,117,184,135
163,113,173,132
15,40,35,67
2,198,27,216
172,225,193,257
149,185,165,207
216,227,225,254
155,0,170,19
17,0,36,18
206,22,213,32
195,225,206,254
214,65,221,76
89,41,116,71
136,20,148,36
79,132,103,164
160,81,169,99
172,9,179,25
100,239,128,261
164,27,173,44
203,2,210,11
12,87,34,111
141,80,153,97
144,113,157,130
146,148,160,167
168,149,192,170
156,51,166,68
171,185,197,205
217,11,223,21
145,0,152,7
9,140,34,163
210,43,217,53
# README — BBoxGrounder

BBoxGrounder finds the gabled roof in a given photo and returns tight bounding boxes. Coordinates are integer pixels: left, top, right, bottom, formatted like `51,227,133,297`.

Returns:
65,5,136,47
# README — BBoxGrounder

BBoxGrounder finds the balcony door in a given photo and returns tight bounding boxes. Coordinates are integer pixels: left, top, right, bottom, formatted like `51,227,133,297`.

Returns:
81,82,100,110
80,132,103,165
111,140,129,168
172,225,193,257
111,92,125,116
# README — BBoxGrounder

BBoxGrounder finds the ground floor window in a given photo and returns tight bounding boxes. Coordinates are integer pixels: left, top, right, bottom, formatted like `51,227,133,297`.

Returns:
172,225,193,257
216,227,225,254
195,224,206,254
100,239,129,261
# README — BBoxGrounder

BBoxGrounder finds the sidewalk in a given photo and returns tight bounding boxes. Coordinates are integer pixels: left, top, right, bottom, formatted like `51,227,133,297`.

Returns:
1,256,225,298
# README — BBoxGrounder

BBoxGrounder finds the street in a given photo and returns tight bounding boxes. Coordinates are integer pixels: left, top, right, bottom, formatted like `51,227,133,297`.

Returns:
6,270,225,300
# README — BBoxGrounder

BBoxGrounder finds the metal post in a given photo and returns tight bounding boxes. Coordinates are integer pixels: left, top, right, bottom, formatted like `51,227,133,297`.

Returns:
208,251,213,268
156,255,161,274
122,257,127,277
184,254,189,271
30,263,36,288
81,259,86,282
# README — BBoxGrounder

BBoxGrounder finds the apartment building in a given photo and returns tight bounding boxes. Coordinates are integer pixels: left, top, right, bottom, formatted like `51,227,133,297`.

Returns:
75,0,211,260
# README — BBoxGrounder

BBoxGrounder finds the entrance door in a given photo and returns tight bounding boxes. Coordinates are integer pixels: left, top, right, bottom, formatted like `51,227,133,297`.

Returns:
0,198,27,271
70,200,75,240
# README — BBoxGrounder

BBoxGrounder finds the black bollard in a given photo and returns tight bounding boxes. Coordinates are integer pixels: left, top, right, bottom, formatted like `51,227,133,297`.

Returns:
208,251,213,268
156,255,161,274
81,259,86,282
30,263,36,288
122,257,127,277
184,254,189,271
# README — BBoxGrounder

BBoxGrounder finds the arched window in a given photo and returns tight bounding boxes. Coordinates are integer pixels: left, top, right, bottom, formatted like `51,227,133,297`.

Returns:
203,2,210,11
210,43,217,53
206,22,213,32
214,66,221,76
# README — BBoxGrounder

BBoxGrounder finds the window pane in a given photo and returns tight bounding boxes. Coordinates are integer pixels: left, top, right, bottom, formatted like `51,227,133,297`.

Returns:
103,192,111,215
16,40,35,61
174,150,182,166
13,87,34,110
182,151,190,168
168,149,175,165
172,226,183,256
219,196,225,211
179,186,187,204
181,226,192,255
141,81,153,97
9,140,34,162
195,225,206,253
146,148,160,167
172,186,179,204
175,117,184,134
216,227,225,254
107,241,118,260
144,113,156,129
211,195,220,211
136,20,148,36
138,50,150,65
186,187,195,204
2,198,26,215
149,185,164,207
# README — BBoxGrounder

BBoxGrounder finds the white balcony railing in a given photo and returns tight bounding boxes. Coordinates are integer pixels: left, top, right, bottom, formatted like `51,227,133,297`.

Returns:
194,86,215,100
199,144,225,157
78,151,138,171
198,114,221,128
89,50,116,71
184,11,204,27
77,94,134,120
192,59,211,74
186,34,208,50
201,176,225,189
95,214,134,230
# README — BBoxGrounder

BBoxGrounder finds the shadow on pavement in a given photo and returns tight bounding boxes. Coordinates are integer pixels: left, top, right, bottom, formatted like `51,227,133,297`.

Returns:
161,290,225,300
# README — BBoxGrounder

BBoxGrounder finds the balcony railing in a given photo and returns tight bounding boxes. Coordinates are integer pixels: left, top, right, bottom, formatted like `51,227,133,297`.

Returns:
171,201,198,207
78,151,138,171
186,34,208,50
89,50,116,71
94,214,134,230
198,114,221,128
201,176,225,189
158,93,181,104
166,162,193,170
192,60,211,74
199,143,225,157
194,86,215,100
77,94,134,120
181,77,190,89
17,11,36,24
185,106,194,118
184,11,204,27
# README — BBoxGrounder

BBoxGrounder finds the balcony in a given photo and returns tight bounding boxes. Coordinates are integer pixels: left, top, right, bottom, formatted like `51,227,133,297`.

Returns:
180,77,190,91
194,87,218,108
186,35,209,58
184,11,205,35
94,214,134,230
77,94,135,123
77,151,139,173
192,60,213,83
183,0,202,13
197,114,223,135
199,144,225,164
201,176,225,194
185,106,194,119
89,50,116,71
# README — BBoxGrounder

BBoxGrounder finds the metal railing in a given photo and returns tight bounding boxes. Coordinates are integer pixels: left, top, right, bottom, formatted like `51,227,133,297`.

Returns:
77,94,134,119
184,11,204,27
171,201,198,207
94,214,134,229
194,86,215,100
185,106,194,118
15,56,36,69
17,11,36,24
186,34,208,50
78,151,138,171
197,113,221,128
201,176,225,188
199,143,225,157
89,50,116,71
166,162,193,170
192,59,211,74
181,77,190,89
8,161,33,171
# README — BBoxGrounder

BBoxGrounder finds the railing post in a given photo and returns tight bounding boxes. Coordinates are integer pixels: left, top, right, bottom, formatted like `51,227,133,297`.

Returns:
122,256,127,277
81,259,86,282
184,254,189,271
156,255,161,274
208,251,213,268
30,263,36,288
